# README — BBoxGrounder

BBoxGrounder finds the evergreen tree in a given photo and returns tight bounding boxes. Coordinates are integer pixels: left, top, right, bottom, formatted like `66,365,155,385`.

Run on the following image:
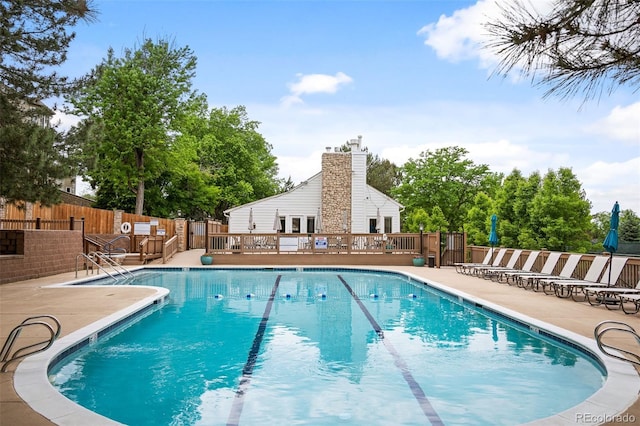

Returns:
485,0,640,101
0,0,96,205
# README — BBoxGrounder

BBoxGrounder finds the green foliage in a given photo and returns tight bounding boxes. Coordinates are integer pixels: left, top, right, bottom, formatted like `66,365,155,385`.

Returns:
67,38,201,214
620,210,640,242
485,0,640,101
0,122,72,206
427,206,449,232
188,105,280,219
528,168,592,252
464,192,493,245
0,0,95,204
392,146,495,231
366,154,400,197
337,143,399,196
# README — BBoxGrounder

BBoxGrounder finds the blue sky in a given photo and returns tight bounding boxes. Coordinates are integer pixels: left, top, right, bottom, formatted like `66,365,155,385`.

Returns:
55,0,640,214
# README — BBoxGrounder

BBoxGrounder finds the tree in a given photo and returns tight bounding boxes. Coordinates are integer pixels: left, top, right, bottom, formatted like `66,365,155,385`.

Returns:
366,153,400,197
528,168,592,251
392,146,496,232
337,143,399,196
464,192,494,246
67,38,201,214
184,105,280,220
493,169,527,248
620,209,640,242
485,0,640,101
0,0,96,205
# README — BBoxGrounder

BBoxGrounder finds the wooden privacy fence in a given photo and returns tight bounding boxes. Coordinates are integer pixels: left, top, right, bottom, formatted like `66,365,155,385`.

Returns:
2,201,175,236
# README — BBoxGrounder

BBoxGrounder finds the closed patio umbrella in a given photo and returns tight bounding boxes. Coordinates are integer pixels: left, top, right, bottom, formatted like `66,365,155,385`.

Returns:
315,207,322,233
603,201,620,286
273,209,282,232
489,214,499,263
248,208,254,233
376,208,383,233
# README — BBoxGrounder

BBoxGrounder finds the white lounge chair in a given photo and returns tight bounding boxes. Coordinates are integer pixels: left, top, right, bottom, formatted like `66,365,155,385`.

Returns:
456,249,506,275
454,249,493,274
619,291,640,314
583,268,637,309
549,256,619,301
503,252,562,288
484,250,540,283
525,254,583,293
473,249,522,279
467,248,508,276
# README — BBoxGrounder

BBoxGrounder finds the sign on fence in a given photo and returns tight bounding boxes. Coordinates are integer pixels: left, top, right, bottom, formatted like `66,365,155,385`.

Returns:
134,222,151,236
314,237,328,249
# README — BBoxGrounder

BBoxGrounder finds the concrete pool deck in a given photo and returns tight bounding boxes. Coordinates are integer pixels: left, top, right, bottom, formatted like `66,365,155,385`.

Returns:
1,249,639,425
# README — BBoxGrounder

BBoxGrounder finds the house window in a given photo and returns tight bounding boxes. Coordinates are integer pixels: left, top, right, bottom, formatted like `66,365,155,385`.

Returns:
279,217,285,232
384,217,392,233
292,217,301,233
307,217,315,233
369,218,378,233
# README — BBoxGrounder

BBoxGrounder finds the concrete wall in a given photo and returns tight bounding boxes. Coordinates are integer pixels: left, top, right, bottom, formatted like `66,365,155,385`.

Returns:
0,230,83,285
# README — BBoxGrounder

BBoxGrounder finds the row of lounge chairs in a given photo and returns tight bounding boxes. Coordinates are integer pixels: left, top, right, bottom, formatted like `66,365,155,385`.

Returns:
455,250,640,314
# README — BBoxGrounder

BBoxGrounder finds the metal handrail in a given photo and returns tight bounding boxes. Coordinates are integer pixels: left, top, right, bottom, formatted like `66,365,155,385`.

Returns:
92,251,134,279
1,315,61,372
76,253,118,282
594,320,640,367
103,235,130,256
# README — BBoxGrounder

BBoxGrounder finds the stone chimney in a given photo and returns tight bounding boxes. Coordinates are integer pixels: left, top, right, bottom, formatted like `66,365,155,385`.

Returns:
321,147,352,233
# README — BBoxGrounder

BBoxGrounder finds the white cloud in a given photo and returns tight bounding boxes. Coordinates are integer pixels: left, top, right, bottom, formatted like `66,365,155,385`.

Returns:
588,102,640,143
578,157,640,213
281,72,353,107
417,0,554,70
51,109,82,132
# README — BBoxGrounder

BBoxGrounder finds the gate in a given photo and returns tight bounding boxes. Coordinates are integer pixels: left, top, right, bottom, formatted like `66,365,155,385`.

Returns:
441,232,464,266
187,221,206,249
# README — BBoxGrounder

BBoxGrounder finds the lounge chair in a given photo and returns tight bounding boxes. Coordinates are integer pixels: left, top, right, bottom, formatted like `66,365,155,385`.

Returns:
503,252,562,288
467,249,508,276
483,250,540,283
549,256,619,301
524,254,583,293
455,249,506,275
473,249,522,279
619,291,640,314
582,270,638,309
454,250,493,274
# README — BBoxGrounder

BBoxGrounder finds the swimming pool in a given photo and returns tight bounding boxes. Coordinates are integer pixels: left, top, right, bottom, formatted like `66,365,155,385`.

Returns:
42,268,614,425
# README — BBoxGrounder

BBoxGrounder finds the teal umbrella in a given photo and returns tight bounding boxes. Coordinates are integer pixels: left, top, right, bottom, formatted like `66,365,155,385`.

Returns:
488,214,499,263
603,201,620,286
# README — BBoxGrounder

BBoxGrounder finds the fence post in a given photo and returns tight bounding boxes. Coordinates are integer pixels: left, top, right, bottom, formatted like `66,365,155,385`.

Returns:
205,220,210,253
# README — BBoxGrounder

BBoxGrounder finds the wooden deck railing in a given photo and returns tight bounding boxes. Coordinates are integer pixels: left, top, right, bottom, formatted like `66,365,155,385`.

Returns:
162,235,179,264
207,233,424,256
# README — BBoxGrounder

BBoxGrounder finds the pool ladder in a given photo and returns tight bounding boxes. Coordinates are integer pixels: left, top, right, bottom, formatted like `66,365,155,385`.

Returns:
1,315,61,373
594,320,640,367
76,251,134,282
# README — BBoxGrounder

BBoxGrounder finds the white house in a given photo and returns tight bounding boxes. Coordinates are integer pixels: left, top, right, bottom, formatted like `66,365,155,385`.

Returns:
224,136,403,234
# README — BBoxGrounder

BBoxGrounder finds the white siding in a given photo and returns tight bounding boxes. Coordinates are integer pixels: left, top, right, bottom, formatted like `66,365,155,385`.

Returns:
227,173,323,233
350,148,368,233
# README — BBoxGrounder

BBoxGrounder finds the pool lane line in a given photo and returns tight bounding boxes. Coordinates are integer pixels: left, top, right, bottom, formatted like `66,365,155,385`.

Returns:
227,275,281,426
337,275,444,426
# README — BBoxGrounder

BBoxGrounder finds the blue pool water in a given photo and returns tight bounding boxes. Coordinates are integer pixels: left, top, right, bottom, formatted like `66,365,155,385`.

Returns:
50,269,605,425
